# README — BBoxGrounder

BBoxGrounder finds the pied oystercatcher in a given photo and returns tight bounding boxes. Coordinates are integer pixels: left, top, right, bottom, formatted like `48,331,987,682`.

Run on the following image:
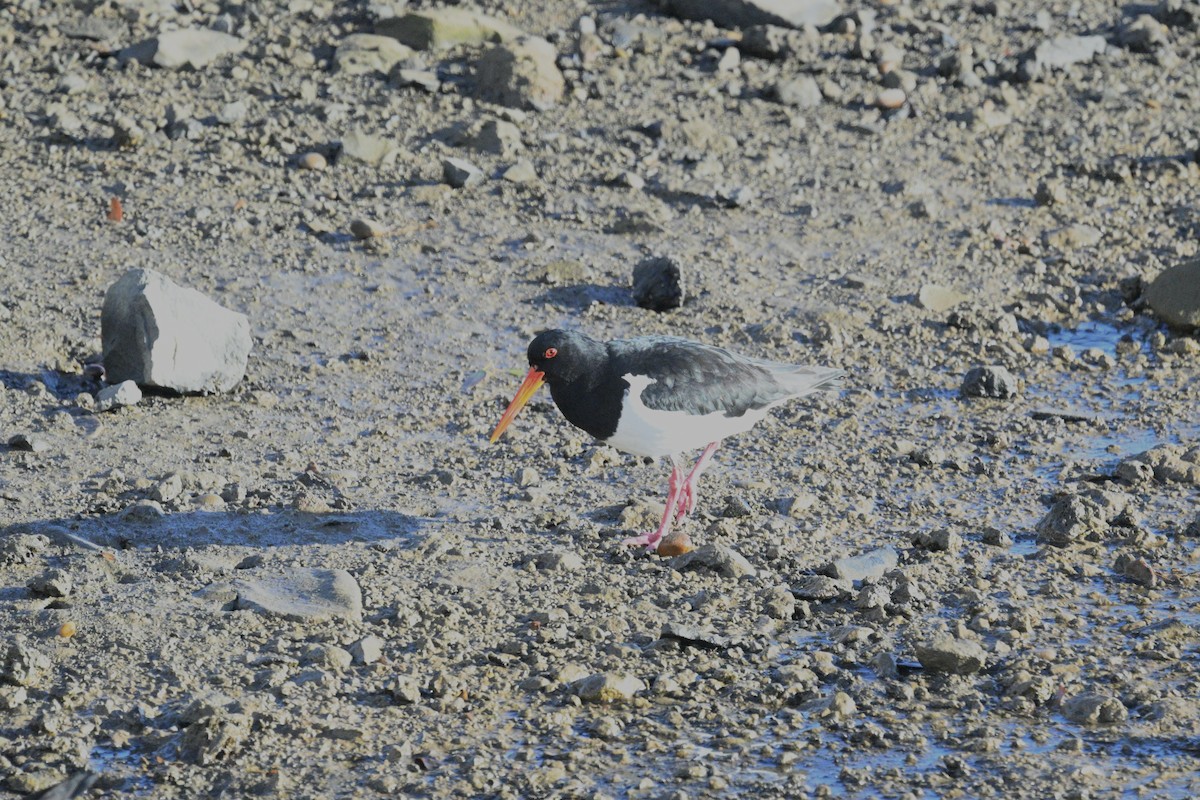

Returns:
490,330,844,552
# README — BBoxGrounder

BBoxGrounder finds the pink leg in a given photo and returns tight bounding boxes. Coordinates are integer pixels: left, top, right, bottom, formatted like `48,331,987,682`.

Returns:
622,459,686,552
676,442,720,520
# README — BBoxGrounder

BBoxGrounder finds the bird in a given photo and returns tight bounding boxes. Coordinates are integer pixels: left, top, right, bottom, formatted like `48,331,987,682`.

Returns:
489,329,844,553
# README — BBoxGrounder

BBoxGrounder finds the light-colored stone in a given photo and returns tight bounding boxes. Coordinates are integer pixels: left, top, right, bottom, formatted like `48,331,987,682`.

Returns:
474,36,564,111
1,641,51,687
95,380,142,412
376,8,524,50
1063,693,1128,725
334,33,414,75
101,269,251,394
232,568,364,623
120,28,246,70
918,283,968,312
571,672,644,703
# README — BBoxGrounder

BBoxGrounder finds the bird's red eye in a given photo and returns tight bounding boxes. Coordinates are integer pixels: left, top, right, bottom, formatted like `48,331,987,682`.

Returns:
544,347,558,359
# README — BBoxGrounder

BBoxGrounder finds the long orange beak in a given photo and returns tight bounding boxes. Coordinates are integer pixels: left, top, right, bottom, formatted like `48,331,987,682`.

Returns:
489,367,545,443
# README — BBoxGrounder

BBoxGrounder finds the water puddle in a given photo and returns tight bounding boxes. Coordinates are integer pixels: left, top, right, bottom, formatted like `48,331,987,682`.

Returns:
89,743,154,794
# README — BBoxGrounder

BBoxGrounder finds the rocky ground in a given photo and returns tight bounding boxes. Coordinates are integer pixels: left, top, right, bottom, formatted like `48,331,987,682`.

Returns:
2,0,1200,797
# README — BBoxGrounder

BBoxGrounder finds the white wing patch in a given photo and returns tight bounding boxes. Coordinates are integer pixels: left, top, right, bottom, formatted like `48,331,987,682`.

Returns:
604,374,772,458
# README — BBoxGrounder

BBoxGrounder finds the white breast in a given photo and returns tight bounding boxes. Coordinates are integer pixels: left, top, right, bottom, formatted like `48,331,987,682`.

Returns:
603,374,772,458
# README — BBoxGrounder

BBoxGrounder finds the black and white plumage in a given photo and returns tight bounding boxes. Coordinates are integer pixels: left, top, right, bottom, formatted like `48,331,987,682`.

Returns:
490,329,843,551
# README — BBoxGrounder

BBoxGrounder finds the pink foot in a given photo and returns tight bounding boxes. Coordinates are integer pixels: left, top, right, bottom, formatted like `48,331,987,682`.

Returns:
621,531,662,551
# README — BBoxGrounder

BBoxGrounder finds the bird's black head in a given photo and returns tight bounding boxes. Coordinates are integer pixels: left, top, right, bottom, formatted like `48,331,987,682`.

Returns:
526,329,603,386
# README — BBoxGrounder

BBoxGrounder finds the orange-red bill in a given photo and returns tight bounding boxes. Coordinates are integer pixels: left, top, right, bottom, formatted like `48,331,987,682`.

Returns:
489,368,545,443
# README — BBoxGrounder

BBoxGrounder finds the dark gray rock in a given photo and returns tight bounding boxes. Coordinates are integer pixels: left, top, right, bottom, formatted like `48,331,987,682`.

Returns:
961,365,1018,399
670,543,756,578
1145,259,1200,329
1063,693,1128,725
101,269,251,394
1036,492,1126,546
1,640,51,687
632,255,685,311
915,635,986,674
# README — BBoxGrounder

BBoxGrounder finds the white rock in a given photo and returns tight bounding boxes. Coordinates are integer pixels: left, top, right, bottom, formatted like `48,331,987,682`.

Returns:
101,269,252,393
95,379,142,412
121,28,247,70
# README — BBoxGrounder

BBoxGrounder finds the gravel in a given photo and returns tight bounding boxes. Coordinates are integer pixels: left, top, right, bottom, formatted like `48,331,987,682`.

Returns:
1,0,1198,796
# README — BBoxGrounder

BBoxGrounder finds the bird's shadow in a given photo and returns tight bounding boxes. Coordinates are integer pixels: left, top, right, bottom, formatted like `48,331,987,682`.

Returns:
533,283,633,310
6,508,433,555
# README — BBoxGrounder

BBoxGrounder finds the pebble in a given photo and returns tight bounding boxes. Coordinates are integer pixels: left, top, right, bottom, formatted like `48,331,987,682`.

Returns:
792,574,852,601
915,634,986,674
467,119,523,156
533,551,584,572
913,528,963,553
341,129,395,167
1062,693,1128,725
670,543,756,579
443,157,485,189
120,28,247,70
502,159,538,183
27,570,73,598
7,434,47,453
664,0,844,28
571,672,644,703
1043,224,1102,251
1035,178,1068,207
918,283,968,312
375,8,525,51
297,152,327,171
1,640,51,687
390,676,422,704
349,218,387,240
302,644,353,672
773,75,822,108
1020,35,1107,80
1035,493,1118,546
876,88,906,110
95,380,142,412
350,635,385,665
102,269,252,394
821,545,898,582
1117,14,1169,51
961,365,1018,399
632,255,685,312
334,33,414,75
474,37,565,111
